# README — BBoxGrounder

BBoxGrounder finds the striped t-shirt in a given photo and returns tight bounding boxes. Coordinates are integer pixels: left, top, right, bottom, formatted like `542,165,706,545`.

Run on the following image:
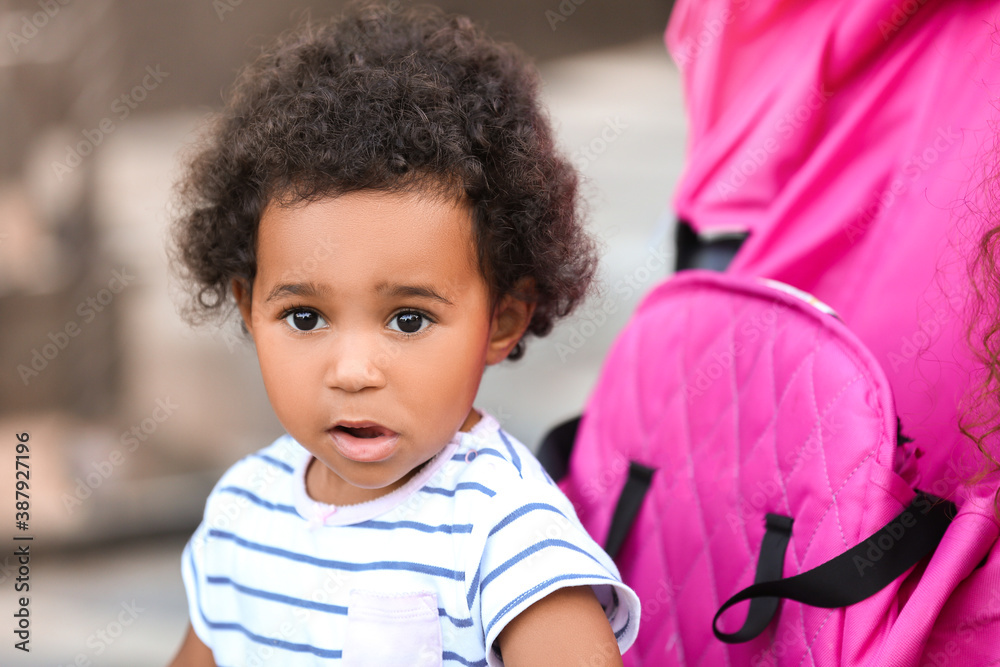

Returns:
181,410,640,666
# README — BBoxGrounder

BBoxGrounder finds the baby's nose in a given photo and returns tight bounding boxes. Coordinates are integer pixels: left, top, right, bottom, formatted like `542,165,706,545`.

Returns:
323,332,388,392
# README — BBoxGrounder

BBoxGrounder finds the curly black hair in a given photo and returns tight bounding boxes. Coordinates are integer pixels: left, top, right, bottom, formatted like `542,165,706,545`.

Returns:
168,1,600,360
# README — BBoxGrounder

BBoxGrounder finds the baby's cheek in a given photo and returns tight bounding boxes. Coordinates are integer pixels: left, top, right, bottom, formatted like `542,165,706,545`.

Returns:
258,350,314,416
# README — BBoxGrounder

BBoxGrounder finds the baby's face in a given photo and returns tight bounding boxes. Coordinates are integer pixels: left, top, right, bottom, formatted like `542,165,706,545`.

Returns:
236,188,512,505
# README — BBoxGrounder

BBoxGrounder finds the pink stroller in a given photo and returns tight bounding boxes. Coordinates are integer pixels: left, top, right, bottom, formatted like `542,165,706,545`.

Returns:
556,270,999,664
542,0,1000,662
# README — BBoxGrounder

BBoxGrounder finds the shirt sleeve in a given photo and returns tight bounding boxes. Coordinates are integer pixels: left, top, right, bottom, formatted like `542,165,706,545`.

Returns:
180,516,214,647
178,439,301,657
469,478,640,666
180,457,244,650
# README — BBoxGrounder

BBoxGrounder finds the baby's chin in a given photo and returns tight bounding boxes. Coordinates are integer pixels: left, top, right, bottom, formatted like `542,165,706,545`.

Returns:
306,453,425,505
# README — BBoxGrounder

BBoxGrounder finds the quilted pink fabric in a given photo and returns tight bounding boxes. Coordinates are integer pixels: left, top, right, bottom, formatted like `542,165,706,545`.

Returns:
665,0,1000,500
560,271,998,665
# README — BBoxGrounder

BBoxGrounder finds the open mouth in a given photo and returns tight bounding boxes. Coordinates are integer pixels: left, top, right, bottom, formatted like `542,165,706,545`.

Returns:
334,425,389,439
328,422,400,463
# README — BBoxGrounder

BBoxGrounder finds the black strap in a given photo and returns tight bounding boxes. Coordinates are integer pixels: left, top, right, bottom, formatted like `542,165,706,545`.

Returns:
536,415,581,483
713,513,795,643
604,462,656,560
674,218,749,273
713,492,955,643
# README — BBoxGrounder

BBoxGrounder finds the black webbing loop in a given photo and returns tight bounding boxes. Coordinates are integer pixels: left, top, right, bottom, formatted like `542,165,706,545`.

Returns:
604,462,656,560
713,513,795,643
713,492,955,643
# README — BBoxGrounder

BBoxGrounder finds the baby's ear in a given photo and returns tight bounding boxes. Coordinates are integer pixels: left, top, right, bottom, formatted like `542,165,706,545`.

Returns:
231,278,254,336
485,277,537,365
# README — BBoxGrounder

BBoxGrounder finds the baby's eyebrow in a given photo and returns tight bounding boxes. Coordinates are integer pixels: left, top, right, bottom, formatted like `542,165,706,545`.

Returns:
263,281,453,306
265,282,327,303
376,281,454,306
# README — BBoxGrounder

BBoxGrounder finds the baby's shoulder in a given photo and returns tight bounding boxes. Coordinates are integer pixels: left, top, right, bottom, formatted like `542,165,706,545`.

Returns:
216,434,300,484
200,434,303,517
448,425,574,520
456,424,548,479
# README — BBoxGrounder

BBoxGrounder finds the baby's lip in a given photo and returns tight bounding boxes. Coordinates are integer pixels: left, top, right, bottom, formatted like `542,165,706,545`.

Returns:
331,420,397,436
327,421,400,463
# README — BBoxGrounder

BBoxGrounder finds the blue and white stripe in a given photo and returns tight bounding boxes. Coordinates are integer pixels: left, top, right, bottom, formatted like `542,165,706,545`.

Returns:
181,414,639,666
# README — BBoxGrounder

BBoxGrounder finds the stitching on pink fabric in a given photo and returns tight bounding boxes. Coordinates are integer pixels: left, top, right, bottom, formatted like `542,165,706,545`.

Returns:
648,464,685,662
795,607,836,667
614,276,906,663
678,288,724,666
792,350,843,667
740,331,819,466
798,451,875,567
807,344,850,550
716,293,759,610
742,303,781,569
783,376,871,567
766,314,795,541
679,300,756,456
783,373,864,476
728,295,747,545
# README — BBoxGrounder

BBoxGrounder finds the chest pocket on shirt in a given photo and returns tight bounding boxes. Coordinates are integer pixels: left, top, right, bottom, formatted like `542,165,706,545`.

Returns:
342,589,442,667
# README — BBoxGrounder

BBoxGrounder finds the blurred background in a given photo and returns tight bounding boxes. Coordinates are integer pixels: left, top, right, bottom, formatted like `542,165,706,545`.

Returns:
0,0,684,664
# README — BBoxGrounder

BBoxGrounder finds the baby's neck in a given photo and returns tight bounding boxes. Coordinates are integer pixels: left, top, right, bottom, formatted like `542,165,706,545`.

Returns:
459,408,482,433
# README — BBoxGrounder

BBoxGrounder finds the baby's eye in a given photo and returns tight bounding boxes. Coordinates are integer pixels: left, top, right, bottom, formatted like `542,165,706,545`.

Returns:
284,309,328,332
389,311,432,335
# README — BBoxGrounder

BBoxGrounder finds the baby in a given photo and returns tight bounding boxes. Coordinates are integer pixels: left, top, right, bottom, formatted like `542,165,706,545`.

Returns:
166,3,639,666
